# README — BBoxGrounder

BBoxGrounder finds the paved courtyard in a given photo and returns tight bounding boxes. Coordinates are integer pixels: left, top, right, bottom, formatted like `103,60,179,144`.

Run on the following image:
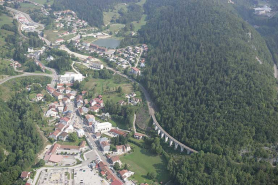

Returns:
74,166,109,185
37,168,73,185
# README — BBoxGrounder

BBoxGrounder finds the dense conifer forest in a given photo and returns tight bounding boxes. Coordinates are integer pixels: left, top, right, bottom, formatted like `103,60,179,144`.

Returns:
129,0,278,183
138,0,278,154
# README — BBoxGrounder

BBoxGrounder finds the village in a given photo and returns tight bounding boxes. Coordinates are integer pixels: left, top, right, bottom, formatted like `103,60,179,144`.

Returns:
1,1,160,185
18,63,147,185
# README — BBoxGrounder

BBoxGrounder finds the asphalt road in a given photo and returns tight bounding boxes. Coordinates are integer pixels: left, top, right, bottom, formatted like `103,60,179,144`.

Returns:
6,6,44,30
6,6,52,46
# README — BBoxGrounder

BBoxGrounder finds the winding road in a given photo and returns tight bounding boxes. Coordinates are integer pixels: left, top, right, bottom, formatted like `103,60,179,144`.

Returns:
0,73,53,85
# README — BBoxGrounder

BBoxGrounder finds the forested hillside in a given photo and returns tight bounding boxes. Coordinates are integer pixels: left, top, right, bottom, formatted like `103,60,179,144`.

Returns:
133,0,278,183
52,0,139,27
167,152,278,185
0,94,43,184
138,0,278,154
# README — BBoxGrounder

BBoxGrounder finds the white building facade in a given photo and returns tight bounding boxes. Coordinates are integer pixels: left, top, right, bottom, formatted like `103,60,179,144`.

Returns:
59,72,83,83
90,62,104,69
92,122,112,133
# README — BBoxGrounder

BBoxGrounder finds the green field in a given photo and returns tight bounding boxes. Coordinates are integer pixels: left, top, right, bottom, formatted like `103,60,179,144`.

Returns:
108,24,125,32
57,137,86,146
30,0,54,5
83,76,133,103
132,14,147,31
81,36,98,43
0,14,13,27
0,13,15,53
103,3,127,25
120,143,170,184
62,34,76,41
103,0,147,33
44,30,62,42
18,2,40,12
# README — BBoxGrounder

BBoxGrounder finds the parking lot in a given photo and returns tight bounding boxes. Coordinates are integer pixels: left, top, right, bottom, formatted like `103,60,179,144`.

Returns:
74,166,109,185
37,169,73,185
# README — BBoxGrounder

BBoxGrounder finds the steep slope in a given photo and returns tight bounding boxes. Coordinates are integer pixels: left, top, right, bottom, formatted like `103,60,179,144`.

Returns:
52,0,138,27
0,94,43,184
231,0,278,65
138,0,278,154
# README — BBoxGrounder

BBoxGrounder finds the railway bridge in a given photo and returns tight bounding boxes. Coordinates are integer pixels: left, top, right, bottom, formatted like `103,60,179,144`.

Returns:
152,115,198,154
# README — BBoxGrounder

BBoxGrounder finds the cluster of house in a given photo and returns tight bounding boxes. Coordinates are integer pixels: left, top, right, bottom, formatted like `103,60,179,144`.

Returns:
83,56,104,70
118,92,141,106
49,116,85,141
43,141,86,164
70,40,109,54
93,127,132,155
9,59,22,69
45,83,87,140
92,160,123,185
94,159,134,184
53,10,88,31
26,47,46,72
107,46,139,68
106,44,147,69
16,14,38,32
107,155,135,182
77,94,105,114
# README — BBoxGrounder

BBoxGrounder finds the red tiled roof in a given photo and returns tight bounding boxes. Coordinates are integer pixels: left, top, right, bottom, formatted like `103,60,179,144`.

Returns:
119,170,128,177
111,179,123,185
131,67,140,72
101,141,110,147
55,123,65,130
101,171,106,176
61,117,70,122
21,171,30,178
59,132,68,138
111,156,120,163
90,106,99,111
50,143,61,154
85,114,95,120
49,154,63,163
116,145,123,150
110,129,127,136
80,141,86,148
53,91,62,97
60,145,80,150
66,93,73,98
51,129,61,136
134,132,144,137
62,97,69,102
46,86,55,93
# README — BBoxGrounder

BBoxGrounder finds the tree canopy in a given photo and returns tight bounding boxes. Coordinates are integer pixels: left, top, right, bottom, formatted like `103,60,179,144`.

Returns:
136,0,278,154
52,0,139,27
